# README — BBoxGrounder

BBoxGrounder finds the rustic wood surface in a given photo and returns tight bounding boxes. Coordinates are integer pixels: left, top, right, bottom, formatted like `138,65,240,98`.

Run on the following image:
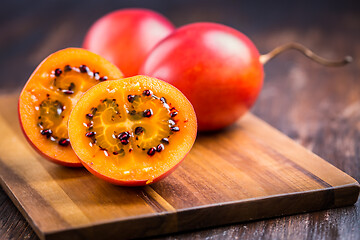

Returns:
0,0,359,239
0,92,358,240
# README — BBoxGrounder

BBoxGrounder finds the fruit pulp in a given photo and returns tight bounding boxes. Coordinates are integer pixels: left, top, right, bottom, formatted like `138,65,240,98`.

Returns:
69,75,197,185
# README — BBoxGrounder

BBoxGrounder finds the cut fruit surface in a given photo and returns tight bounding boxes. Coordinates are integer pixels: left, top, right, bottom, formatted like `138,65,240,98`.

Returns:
68,75,197,185
18,48,123,166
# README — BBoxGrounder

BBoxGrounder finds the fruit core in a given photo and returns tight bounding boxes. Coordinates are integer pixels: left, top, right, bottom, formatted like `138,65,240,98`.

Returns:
84,90,180,157
36,65,108,147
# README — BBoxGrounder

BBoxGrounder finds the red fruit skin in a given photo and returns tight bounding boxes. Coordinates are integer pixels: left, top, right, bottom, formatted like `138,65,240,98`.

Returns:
83,8,175,77
139,22,264,131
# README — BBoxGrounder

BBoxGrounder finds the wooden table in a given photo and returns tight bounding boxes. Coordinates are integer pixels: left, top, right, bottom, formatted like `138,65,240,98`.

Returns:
1,1,359,239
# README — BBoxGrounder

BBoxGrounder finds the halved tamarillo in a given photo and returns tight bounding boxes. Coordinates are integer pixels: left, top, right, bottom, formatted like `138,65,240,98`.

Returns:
68,75,197,186
18,48,123,167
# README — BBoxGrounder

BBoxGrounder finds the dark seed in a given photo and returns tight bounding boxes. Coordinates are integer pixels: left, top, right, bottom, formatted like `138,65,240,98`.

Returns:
135,126,144,135
127,95,135,103
99,76,108,81
54,68,62,77
170,112,178,117
142,90,152,96
86,113,93,119
161,138,169,144
168,119,176,126
85,132,96,137
93,72,99,79
41,129,52,138
46,94,50,98
58,138,70,147
62,89,74,95
118,131,130,140
156,144,164,152
143,109,153,118
113,151,119,155
147,147,156,156
171,126,180,132
64,65,72,72
160,97,166,103
129,110,136,115
120,139,129,145
79,65,89,73
129,148,133,153
68,82,75,91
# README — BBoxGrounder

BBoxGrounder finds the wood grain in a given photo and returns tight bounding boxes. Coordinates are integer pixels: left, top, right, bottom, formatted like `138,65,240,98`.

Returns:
0,93,358,240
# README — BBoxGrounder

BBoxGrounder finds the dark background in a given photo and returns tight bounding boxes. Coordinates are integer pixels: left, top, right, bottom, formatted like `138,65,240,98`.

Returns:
1,0,359,90
1,0,360,239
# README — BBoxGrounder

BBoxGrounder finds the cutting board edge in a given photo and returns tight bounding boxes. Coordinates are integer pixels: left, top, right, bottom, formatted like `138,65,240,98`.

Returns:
1,92,359,240
0,174,46,240
40,182,360,240
243,113,360,187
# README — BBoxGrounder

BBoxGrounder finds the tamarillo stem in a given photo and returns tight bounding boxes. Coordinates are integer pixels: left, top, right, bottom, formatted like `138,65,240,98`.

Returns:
259,42,352,66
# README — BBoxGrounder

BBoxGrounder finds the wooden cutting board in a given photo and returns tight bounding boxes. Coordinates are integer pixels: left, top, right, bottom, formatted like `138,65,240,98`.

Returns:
0,92,358,240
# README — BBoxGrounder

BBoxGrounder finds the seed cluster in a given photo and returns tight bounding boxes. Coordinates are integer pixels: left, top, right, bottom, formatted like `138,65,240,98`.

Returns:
38,99,70,146
38,65,108,147
83,89,181,158
53,64,108,96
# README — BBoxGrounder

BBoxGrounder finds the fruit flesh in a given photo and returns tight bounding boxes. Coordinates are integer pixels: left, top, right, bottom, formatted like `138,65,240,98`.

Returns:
139,22,264,131
18,48,123,166
87,95,175,155
68,76,197,185
83,8,175,77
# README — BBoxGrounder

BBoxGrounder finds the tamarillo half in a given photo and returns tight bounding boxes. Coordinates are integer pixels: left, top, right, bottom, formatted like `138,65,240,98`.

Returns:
18,48,123,166
68,75,197,186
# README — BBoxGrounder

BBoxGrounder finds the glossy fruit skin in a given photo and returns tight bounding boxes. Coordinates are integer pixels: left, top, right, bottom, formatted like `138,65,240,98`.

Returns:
18,48,123,167
83,8,175,77
139,22,264,131
68,76,197,186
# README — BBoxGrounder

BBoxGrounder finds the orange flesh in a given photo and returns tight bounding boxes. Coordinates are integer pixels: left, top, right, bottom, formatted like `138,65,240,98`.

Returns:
18,48,123,166
68,76,197,185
